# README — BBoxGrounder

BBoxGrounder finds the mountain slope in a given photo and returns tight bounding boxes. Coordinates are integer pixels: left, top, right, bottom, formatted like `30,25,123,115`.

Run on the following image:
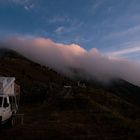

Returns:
0,48,140,140
109,79,140,106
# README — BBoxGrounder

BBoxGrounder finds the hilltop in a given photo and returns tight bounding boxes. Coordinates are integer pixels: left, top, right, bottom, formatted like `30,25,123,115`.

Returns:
0,48,140,140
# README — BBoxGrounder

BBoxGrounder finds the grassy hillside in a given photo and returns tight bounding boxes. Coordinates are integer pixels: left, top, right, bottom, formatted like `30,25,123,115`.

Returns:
0,49,140,140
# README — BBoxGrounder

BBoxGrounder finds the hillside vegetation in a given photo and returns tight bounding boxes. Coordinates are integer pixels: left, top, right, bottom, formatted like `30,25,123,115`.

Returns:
0,49,140,140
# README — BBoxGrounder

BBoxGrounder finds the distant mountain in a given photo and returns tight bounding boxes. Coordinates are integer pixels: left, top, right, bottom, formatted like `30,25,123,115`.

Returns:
109,79,140,106
0,48,140,140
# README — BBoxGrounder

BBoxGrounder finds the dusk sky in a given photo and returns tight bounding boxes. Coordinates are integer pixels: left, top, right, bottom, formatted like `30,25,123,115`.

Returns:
0,0,140,61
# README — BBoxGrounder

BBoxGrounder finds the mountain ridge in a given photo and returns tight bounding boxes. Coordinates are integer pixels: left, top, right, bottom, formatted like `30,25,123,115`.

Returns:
0,48,140,140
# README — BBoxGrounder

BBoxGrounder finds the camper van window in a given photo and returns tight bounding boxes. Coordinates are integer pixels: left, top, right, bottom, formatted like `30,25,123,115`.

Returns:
3,98,9,108
0,97,3,107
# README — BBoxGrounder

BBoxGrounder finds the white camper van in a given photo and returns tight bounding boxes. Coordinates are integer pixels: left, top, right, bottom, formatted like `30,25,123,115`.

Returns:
0,77,20,126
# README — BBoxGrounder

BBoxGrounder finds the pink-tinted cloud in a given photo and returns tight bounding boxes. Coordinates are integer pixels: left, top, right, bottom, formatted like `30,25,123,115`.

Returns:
2,36,140,86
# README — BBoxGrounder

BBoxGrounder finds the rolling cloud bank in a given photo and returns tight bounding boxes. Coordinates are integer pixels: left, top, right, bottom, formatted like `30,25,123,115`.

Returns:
1,37,140,86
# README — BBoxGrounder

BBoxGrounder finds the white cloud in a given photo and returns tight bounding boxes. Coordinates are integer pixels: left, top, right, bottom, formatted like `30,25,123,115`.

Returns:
92,0,104,9
107,46,140,57
24,6,29,10
3,0,35,10
55,26,66,34
24,4,34,11
48,16,70,24
12,0,29,5
90,0,107,15
54,26,77,35
103,25,140,40
54,21,83,35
